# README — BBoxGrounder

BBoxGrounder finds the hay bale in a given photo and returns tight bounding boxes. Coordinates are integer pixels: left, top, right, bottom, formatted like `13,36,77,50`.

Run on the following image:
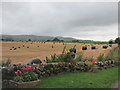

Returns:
82,46,87,50
109,44,112,47
91,46,96,49
14,48,17,50
51,45,54,48
28,59,42,65
102,46,108,49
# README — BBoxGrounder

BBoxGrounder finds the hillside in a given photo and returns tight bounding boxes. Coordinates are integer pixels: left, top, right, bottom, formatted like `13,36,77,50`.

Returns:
0,35,77,41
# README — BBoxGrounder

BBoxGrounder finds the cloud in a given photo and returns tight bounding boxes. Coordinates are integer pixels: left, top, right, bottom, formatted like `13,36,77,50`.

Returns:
2,2,118,41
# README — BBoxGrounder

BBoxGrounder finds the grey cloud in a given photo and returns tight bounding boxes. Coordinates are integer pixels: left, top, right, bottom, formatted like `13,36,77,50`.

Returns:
2,2,118,41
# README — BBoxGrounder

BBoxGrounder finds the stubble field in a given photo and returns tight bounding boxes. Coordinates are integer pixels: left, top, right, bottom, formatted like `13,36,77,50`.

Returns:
1,41,117,64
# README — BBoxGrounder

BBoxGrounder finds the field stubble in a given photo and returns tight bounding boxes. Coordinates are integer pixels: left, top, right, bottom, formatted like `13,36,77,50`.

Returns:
1,41,118,64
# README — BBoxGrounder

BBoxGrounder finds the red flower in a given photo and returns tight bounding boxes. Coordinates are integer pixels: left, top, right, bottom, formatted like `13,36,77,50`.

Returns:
91,61,95,64
23,67,32,70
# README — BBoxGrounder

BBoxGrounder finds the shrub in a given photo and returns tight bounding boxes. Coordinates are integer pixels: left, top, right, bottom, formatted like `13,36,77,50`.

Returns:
104,55,110,61
97,54,104,61
13,71,39,82
85,61,94,67
60,52,74,62
74,54,83,62
2,58,11,67
28,72,38,81
13,75,24,83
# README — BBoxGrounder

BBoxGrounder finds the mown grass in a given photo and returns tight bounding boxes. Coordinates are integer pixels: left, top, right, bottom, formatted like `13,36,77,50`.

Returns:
35,66,118,88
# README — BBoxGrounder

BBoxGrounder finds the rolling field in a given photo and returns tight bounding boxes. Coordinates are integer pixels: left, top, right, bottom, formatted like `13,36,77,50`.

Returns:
1,41,118,64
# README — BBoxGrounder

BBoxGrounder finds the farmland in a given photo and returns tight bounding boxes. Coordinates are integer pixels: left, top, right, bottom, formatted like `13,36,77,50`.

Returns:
1,41,118,64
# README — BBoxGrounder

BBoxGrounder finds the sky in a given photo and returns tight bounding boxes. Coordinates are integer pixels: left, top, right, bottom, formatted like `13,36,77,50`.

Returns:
1,2,118,41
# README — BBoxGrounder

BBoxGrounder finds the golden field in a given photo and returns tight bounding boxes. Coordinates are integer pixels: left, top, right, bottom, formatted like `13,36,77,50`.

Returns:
1,41,117,64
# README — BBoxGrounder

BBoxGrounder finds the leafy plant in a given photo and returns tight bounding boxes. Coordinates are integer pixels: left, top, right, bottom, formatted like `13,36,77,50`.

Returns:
29,72,38,81
97,54,104,61
22,72,38,82
13,75,24,83
74,54,83,62
85,62,94,67
104,55,110,61
2,58,11,67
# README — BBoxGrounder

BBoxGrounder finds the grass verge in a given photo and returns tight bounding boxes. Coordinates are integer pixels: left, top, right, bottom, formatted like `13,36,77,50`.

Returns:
35,66,118,88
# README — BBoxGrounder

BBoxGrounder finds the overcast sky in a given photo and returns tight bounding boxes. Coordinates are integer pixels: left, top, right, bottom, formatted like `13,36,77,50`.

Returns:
1,2,118,41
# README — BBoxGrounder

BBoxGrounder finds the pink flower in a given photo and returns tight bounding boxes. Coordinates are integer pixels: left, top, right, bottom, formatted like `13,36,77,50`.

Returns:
17,70,20,72
15,72,18,75
17,70,22,74
28,66,32,68
35,67,39,70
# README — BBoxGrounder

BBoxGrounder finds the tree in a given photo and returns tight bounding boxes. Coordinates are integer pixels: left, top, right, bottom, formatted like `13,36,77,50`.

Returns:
1,38,4,41
109,39,114,44
115,37,120,44
53,38,60,41
47,40,50,42
28,39,31,41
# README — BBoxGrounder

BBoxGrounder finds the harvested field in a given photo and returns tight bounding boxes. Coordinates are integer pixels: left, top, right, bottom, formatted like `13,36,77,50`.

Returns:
1,41,117,64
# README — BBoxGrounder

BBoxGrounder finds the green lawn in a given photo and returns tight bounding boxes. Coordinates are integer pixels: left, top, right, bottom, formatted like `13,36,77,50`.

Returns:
35,66,118,88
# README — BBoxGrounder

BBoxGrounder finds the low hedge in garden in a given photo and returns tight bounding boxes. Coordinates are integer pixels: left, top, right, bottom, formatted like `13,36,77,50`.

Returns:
2,60,117,88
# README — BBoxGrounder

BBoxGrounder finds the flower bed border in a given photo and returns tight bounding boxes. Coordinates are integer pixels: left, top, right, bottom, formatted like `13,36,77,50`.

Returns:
3,79,41,88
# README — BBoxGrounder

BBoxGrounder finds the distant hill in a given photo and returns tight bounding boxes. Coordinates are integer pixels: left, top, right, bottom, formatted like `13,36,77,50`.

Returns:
0,35,78,41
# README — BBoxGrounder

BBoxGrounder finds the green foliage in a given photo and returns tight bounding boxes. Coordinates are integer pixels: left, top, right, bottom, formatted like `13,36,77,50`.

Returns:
115,37,120,44
15,72,39,82
104,55,110,61
74,54,83,62
35,67,118,88
106,47,119,61
0,61,2,66
97,54,104,61
13,75,24,83
46,48,75,63
109,39,114,44
59,52,75,62
85,62,94,67
2,58,11,67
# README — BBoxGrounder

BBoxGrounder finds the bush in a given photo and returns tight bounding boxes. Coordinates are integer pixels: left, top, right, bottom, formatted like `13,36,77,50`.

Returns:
104,55,110,61
46,52,75,63
13,75,24,83
74,54,83,62
97,54,104,61
2,58,11,67
60,52,75,62
85,61,94,67
22,72,38,82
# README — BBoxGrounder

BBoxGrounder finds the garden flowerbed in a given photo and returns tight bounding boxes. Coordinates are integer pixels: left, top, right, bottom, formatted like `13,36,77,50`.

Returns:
2,59,118,88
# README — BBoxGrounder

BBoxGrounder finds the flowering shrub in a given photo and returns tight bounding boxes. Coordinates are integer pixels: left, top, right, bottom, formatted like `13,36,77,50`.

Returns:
2,60,117,83
13,65,39,82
